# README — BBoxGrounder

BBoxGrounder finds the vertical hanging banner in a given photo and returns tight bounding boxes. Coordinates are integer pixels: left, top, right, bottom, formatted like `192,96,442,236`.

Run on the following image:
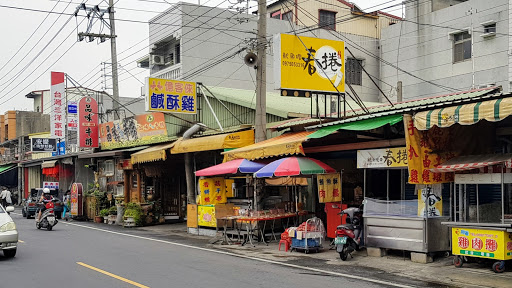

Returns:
50,72,65,140
404,114,454,184
198,178,226,205
78,96,99,148
317,173,342,203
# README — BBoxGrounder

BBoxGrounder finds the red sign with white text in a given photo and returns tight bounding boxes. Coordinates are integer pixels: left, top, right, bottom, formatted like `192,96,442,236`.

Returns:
78,97,99,148
50,72,65,139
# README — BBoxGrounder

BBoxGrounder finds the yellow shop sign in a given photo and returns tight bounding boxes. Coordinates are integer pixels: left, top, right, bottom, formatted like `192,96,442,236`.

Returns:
452,227,512,260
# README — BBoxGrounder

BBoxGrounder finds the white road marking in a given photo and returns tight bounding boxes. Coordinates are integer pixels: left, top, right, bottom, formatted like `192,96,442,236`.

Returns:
64,222,414,288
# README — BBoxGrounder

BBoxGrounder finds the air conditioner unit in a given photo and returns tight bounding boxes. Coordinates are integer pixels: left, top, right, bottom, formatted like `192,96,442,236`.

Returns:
150,55,165,65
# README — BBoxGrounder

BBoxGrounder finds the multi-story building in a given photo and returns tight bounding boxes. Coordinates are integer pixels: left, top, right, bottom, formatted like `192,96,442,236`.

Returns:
380,0,506,101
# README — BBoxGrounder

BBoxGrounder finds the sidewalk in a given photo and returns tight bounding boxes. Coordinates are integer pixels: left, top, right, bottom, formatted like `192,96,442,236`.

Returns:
92,221,512,288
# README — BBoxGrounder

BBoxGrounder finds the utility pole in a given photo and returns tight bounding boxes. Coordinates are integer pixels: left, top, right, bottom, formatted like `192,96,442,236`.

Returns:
108,0,120,120
75,1,119,119
254,0,267,143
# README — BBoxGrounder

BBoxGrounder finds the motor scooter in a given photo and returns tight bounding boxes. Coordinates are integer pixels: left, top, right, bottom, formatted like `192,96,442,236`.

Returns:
36,199,58,231
335,206,363,261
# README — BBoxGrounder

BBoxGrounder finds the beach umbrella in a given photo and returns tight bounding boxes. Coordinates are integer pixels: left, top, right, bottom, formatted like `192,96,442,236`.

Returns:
195,159,265,176
254,157,336,178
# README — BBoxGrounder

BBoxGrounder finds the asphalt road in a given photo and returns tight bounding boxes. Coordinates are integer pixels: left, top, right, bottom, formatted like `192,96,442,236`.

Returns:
1,211,431,288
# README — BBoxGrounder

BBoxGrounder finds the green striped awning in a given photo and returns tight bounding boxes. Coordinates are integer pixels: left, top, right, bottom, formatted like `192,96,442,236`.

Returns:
414,97,512,130
0,165,15,174
307,114,403,139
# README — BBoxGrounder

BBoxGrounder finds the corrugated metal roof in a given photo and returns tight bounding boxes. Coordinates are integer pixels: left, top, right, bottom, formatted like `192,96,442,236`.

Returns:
204,86,379,119
308,87,502,129
269,117,335,130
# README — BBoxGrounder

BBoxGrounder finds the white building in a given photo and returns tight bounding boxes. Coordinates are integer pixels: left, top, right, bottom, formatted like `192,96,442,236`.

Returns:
380,0,506,101
138,2,398,105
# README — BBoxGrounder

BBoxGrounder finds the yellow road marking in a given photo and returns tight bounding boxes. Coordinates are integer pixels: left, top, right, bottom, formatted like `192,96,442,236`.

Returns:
76,262,150,288
18,240,24,243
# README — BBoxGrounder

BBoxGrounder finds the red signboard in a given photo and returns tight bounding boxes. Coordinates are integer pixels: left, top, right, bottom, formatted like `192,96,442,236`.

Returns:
78,97,99,148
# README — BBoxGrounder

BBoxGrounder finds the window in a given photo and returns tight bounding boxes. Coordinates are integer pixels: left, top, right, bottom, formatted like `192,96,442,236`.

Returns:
346,58,362,86
271,10,281,19
319,10,336,30
484,23,496,34
175,44,180,64
104,160,114,176
282,11,293,22
453,31,471,63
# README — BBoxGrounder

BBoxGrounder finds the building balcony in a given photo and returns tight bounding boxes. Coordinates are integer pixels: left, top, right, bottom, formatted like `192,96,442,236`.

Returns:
151,63,182,80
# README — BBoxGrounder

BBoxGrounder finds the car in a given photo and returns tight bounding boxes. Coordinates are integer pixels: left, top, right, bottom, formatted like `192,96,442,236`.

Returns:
22,188,63,219
0,205,18,258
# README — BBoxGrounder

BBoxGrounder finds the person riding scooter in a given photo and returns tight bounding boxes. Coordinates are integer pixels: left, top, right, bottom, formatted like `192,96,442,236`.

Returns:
36,188,53,223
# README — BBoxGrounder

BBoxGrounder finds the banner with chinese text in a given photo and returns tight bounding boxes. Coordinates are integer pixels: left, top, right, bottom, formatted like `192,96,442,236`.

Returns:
99,113,168,150
317,173,341,203
31,138,57,152
50,72,65,139
146,78,197,114
452,227,512,260
417,188,442,217
357,147,408,168
404,115,454,184
78,97,99,148
274,34,345,93
198,178,227,205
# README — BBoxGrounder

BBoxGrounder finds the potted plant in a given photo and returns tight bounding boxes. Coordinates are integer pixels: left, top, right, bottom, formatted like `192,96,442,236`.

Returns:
99,208,109,223
108,206,117,224
123,202,143,227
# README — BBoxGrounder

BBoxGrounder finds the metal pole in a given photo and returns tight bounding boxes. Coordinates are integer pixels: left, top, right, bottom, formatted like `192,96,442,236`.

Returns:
502,165,505,224
449,182,452,221
254,0,267,142
363,168,366,199
453,184,457,222
463,184,467,222
458,184,463,222
108,0,120,120
386,170,389,215
476,184,479,223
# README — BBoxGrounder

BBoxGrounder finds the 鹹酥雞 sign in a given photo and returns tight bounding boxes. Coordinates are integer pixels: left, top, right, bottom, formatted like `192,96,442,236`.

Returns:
145,78,197,114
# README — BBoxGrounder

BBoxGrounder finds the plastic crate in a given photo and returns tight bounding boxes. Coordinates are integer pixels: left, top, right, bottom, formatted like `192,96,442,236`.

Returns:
291,238,319,248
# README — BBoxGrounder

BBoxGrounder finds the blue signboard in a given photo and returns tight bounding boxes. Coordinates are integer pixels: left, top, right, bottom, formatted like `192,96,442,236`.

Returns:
68,101,78,114
52,141,66,156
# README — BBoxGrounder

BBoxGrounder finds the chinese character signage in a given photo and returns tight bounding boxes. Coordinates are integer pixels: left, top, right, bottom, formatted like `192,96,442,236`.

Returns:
357,147,408,168
317,173,341,203
31,138,57,153
417,188,442,217
68,101,77,114
70,183,83,216
145,78,197,114
67,115,78,131
404,115,455,184
78,96,99,148
452,227,512,260
197,205,217,227
43,182,59,189
99,112,168,150
274,34,345,94
198,178,227,205
50,71,65,139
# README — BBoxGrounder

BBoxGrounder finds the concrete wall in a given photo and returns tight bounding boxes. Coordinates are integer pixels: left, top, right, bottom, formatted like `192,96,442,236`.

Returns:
4,111,16,141
380,0,509,102
15,111,50,138
148,3,382,103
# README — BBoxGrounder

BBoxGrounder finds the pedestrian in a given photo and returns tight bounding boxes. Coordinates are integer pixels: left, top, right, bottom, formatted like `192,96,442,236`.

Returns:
0,187,12,208
62,190,71,219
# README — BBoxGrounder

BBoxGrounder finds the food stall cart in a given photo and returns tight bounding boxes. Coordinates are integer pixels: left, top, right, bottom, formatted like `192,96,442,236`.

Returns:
435,154,512,273
359,147,451,256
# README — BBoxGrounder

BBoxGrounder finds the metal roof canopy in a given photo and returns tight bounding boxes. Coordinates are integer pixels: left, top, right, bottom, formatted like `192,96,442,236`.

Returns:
307,87,502,130
78,146,149,159
430,154,512,173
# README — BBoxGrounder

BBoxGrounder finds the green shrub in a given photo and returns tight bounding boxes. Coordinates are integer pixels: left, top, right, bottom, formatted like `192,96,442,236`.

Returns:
99,208,110,217
108,206,118,215
123,203,143,226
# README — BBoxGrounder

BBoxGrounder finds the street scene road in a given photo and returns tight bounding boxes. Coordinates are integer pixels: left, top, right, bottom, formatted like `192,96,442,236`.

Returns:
2,211,440,288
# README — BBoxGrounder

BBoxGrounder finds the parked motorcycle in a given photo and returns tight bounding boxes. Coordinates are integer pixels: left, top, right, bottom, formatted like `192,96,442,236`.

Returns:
335,206,363,261
36,199,58,231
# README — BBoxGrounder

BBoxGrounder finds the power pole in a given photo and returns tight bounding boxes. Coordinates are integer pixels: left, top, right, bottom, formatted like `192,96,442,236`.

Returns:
75,1,120,119
108,0,120,120
254,0,267,143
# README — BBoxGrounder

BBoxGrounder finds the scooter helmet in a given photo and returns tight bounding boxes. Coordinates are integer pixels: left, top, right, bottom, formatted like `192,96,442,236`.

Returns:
43,188,50,194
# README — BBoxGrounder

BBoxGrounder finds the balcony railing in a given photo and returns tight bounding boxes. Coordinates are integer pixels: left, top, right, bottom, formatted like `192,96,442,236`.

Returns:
152,63,182,80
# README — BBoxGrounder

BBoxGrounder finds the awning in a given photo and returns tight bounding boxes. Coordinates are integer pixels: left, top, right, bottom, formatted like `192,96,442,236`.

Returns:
414,97,512,130
41,160,58,168
78,146,149,159
171,130,254,154
430,154,512,173
0,165,15,174
131,142,176,164
308,114,403,139
222,131,314,161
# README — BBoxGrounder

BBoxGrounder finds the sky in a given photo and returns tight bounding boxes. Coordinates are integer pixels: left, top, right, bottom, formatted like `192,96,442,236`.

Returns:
0,0,402,114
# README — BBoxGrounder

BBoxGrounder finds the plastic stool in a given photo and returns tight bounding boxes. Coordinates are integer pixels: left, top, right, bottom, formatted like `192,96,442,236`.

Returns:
279,239,290,252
